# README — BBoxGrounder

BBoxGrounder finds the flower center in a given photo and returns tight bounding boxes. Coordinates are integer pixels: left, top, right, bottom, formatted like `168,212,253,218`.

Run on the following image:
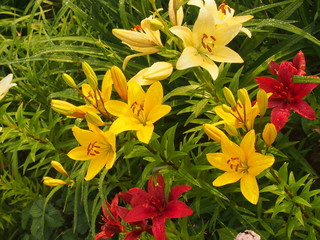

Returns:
227,157,247,172
201,33,216,53
87,141,101,156
131,101,147,124
218,1,232,15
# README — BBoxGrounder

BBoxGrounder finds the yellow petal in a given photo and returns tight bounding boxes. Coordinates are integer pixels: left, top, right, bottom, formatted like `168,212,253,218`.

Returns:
214,23,242,45
144,81,163,112
206,153,230,171
101,70,113,102
127,81,146,107
170,26,194,47
105,100,131,117
221,135,245,161
203,124,227,142
214,105,236,123
67,147,92,160
72,126,103,147
136,124,154,144
240,130,255,159
241,27,252,38
240,174,259,204
209,46,243,63
200,57,219,80
212,171,243,187
84,156,107,181
147,105,171,123
109,117,142,134
248,153,275,176
176,47,203,70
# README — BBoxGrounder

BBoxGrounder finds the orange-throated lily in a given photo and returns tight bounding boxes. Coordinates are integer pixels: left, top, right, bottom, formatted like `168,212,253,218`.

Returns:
105,81,171,144
207,130,274,204
170,6,243,80
67,125,116,181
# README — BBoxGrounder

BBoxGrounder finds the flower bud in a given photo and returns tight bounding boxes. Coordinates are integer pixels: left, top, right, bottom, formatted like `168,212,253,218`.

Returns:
82,62,98,90
149,19,163,31
257,89,268,116
224,123,239,136
51,100,77,116
101,70,113,102
268,61,279,75
223,87,236,107
203,124,226,142
221,104,231,113
144,62,173,81
263,123,277,147
51,161,69,176
237,88,249,106
85,111,105,126
43,177,68,187
110,66,128,101
62,73,77,88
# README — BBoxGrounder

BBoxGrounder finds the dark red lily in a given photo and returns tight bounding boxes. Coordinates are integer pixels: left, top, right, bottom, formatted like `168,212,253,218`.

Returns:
95,195,125,240
255,51,318,131
121,174,193,240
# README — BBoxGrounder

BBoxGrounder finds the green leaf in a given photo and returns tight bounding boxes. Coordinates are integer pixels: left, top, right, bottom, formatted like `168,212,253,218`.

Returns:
292,196,312,208
292,75,320,83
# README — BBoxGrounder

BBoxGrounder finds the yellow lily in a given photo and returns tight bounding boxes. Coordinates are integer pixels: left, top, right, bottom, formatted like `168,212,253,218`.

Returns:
0,74,16,100
207,130,274,204
169,0,184,26
130,62,173,85
170,7,243,80
215,88,260,131
112,16,163,69
188,0,253,37
105,81,171,144
67,125,116,181
51,99,97,118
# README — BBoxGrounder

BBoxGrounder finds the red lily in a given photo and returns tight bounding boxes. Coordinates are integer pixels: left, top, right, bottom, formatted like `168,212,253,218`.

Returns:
95,195,125,240
255,51,318,131
121,174,193,240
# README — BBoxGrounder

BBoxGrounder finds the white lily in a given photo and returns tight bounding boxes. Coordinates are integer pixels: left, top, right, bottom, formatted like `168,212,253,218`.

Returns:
188,0,253,37
170,7,243,80
0,74,16,100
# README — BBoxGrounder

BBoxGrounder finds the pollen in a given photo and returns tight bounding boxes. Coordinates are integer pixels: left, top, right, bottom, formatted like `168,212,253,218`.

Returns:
87,141,101,156
201,34,216,52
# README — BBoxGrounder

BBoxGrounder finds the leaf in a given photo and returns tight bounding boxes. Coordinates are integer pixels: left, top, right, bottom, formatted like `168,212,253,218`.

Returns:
292,75,320,84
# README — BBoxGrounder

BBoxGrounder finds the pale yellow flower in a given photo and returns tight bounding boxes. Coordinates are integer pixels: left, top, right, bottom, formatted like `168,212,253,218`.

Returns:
169,0,184,26
170,7,243,80
207,130,274,204
0,74,16,100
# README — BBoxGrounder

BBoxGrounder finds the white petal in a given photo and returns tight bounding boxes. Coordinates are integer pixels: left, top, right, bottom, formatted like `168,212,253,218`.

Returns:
241,27,252,38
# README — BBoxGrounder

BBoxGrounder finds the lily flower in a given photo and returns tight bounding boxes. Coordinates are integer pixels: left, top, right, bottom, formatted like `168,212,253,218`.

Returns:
255,51,319,131
105,81,171,144
188,0,253,37
112,17,163,69
169,0,184,26
95,195,125,240
214,88,261,131
170,7,243,80
121,174,193,240
207,130,275,204
0,74,16,100
67,125,116,181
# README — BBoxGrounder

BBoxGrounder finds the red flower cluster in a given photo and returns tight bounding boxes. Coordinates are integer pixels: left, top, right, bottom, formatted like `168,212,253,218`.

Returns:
95,174,193,240
255,51,319,131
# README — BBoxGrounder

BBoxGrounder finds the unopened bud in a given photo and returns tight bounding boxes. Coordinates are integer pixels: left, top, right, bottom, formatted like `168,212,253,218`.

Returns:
262,123,277,147
237,88,249,106
43,177,68,187
62,73,77,88
102,70,113,101
51,100,77,116
51,161,69,176
110,66,128,101
150,19,163,31
203,124,227,142
224,124,239,136
85,111,105,126
223,87,236,107
144,62,173,81
221,104,231,113
82,62,98,90
257,89,268,116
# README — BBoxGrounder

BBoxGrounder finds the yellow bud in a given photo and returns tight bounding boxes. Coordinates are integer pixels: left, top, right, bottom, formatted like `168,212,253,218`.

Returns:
82,62,98,90
223,87,237,107
257,89,268,116
62,73,77,88
221,104,231,113
110,66,128,101
224,124,239,136
43,177,68,187
85,111,105,126
203,124,226,142
149,19,163,31
101,70,113,102
262,123,277,147
51,161,69,176
51,100,77,116
237,88,249,106
143,62,173,81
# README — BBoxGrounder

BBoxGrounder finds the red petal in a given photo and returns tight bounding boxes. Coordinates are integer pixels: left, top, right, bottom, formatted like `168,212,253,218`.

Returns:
268,98,285,108
163,200,193,219
169,185,192,201
291,99,316,120
125,205,157,223
278,61,297,86
148,174,165,204
268,61,279,75
255,76,282,94
110,195,119,216
293,50,306,72
271,104,291,131
124,229,144,240
119,188,149,207
292,82,318,99
152,216,167,240
117,206,130,219
94,230,114,240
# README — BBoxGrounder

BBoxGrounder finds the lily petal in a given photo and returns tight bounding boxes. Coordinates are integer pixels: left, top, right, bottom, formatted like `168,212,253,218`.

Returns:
240,174,259,204
291,99,316,120
109,117,142,134
200,57,219,80
212,171,243,187
248,153,274,176
67,147,92,160
271,104,291,131
207,153,231,171
147,105,171,123
176,47,203,70
85,156,107,181
163,200,193,218
136,124,154,144
209,46,243,63
170,26,194,47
